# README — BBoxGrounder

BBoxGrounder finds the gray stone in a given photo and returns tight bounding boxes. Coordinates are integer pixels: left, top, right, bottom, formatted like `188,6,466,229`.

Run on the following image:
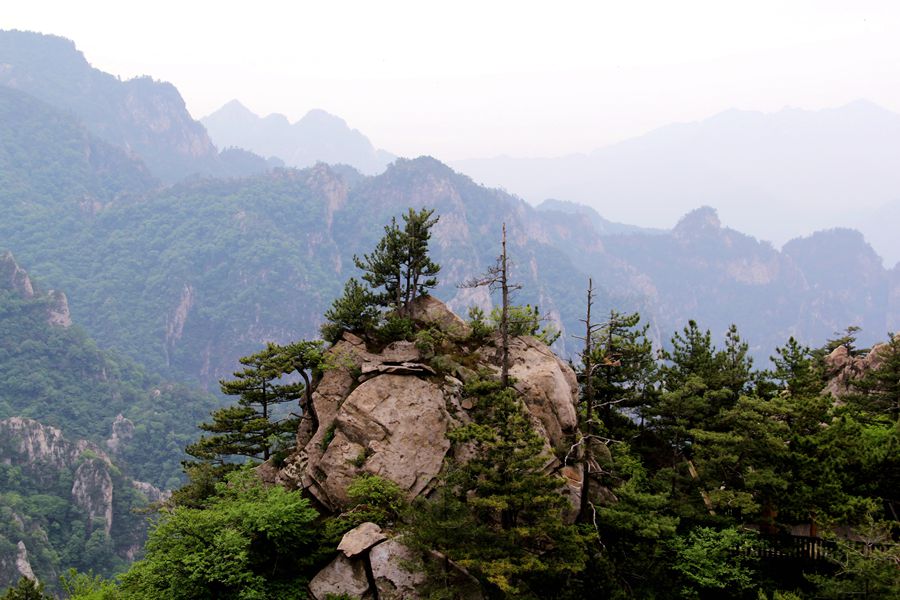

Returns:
370,539,427,599
338,522,387,558
308,553,372,600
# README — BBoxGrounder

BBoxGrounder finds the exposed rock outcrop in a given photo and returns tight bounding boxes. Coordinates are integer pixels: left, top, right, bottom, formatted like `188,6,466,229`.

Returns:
308,374,453,509
0,253,75,328
338,522,387,558
309,533,485,600
15,542,35,581
309,554,373,600
46,290,72,327
0,251,34,298
283,299,581,512
0,418,162,549
407,294,472,340
105,414,135,455
824,339,893,397
283,298,581,597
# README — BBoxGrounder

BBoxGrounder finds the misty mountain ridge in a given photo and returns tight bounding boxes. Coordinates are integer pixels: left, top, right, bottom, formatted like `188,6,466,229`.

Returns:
201,99,395,175
454,99,900,266
1,27,898,382
0,30,276,182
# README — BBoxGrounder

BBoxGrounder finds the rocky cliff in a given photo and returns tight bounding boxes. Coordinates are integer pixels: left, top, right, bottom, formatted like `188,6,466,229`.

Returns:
269,297,583,599
0,30,272,183
823,336,896,398
0,418,164,591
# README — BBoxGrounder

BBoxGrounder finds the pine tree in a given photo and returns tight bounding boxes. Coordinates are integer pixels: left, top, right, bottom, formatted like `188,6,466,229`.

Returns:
353,207,441,312
320,277,380,343
401,207,441,307
408,379,592,596
276,339,327,446
848,333,900,423
186,343,301,464
354,217,406,310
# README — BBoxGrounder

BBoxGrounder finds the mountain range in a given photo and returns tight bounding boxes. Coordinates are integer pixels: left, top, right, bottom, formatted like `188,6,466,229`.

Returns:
201,100,395,175
1,28,898,387
453,101,900,266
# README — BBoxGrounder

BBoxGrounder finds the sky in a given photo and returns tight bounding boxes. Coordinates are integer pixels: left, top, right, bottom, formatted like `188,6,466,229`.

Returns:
4,1,900,160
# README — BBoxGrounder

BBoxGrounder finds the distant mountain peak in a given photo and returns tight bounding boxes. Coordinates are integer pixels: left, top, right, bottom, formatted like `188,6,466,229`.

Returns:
218,98,254,116
0,29,221,182
301,108,347,124
674,206,721,236
201,100,394,175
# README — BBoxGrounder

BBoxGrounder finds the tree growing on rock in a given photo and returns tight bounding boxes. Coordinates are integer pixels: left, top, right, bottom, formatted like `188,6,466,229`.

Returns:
186,343,302,465
407,379,592,596
354,207,441,313
461,222,520,387
320,277,380,343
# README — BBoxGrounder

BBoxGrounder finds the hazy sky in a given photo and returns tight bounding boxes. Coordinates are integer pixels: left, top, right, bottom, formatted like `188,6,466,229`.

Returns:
5,1,900,160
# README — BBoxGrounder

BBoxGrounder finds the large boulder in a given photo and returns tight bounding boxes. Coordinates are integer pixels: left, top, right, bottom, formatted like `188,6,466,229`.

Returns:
407,294,472,339
278,297,579,514
370,539,428,599
824,339,893,397
338,522,387,558
307,374,453,509
480,335,579,450
308,553,372,600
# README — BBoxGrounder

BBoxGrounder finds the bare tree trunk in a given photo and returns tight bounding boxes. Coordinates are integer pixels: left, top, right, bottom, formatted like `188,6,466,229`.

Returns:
579,278,594,523
296,369,318,448
262,381,269,461
501,223,510,388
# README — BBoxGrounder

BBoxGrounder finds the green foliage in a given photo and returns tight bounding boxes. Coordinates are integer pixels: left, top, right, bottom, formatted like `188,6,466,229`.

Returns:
325,474,406,542
376,316,414,344
59,569,121,600
0,424,156,594
466,306,492,340
187,342,303,465
769,337,824,400
414,327,444,358
0,282,218,490
321,278,380,343
490,304,560,346
354,207,440,311
806,515,900,599
119,468,322,600
671,527,760,597
0,577,50,600
408,380,592,597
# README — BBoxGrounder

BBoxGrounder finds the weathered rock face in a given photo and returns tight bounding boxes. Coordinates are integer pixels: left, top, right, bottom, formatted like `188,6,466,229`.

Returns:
71,458,115,536
0,251,34,298
504,336,580,450
281,298,581,513
308,374,453,509
285,298,580,597
407,294,472,339
824,340,893,397
105,414,135,455
308,553,373,600
0,253,75,329
15,542,35,581
370,538,428,599
308,528,483,600
46,290,72,328
0,418,163,561
338,522,387,558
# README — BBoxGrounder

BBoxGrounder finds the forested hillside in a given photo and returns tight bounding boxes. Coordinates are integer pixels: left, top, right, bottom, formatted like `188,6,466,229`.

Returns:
2,30,899,392
24,211,896,599
0,252,217,489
